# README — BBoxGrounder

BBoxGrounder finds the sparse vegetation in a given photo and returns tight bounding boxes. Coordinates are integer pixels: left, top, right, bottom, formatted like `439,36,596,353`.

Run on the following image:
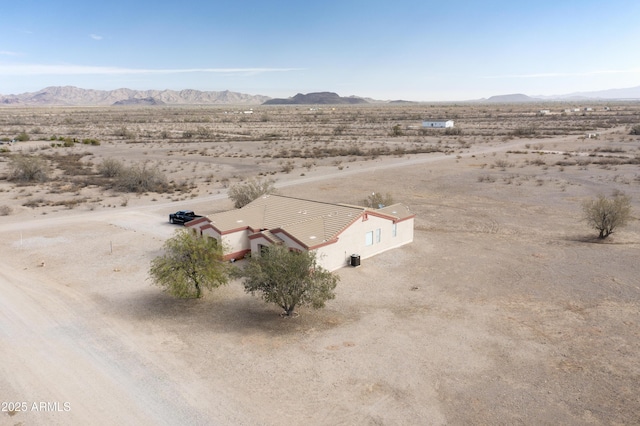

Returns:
228,177,276,209
362,192,394,208
114,162,170,193
582,191,632,239
8,155,49,182
98,158,124,178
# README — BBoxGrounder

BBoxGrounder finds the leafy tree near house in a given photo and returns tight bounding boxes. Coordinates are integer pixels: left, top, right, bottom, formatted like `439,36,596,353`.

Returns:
233,245,339,316
149,229,230,298
582,191,632,239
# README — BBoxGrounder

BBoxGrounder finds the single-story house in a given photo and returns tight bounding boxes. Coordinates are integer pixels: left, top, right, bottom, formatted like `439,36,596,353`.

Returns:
186,195,415,271
422,119,454,128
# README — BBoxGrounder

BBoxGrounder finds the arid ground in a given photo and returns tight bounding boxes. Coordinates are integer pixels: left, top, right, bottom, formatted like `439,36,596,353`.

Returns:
1,104,639,425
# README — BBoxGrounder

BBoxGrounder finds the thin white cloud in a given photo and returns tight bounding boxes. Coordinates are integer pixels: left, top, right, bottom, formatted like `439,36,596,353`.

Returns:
0,51,21,56
0,64,303,76
484,68,640,79
89,34,103,40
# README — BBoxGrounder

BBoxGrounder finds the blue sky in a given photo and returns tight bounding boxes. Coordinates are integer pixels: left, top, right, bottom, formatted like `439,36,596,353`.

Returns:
1,0,639,101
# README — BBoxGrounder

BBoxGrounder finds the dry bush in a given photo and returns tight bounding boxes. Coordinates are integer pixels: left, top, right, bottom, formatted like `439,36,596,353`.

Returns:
493,159,513,170
477,174,496,183
8,155,49,183
228,177,276,208
0,205,13,216
362,192,394,208
582,191,632,238
114,162,170,193
98,158,125,177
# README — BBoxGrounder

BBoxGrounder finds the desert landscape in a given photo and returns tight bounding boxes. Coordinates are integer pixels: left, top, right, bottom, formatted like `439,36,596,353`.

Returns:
1,102,639,425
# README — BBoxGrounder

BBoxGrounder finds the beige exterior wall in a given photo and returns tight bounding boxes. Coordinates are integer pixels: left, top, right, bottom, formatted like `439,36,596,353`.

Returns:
314,215,414,271
221,229,251,256
189,212,414,271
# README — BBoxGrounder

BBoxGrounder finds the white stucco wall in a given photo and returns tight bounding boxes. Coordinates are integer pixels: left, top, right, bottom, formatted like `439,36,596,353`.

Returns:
314,215,414,271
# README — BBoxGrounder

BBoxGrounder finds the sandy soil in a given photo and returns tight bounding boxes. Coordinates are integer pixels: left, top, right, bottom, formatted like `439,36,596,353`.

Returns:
1,107,639,425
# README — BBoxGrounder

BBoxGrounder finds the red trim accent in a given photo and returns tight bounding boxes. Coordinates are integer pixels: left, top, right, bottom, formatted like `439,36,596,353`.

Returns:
220,226,260,235
271,228,309,249
185,216,210,227
224,249,250,261
308,238,339,250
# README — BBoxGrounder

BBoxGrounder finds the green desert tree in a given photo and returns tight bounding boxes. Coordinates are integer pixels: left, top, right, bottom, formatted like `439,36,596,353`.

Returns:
228,177,276,209
234,245,339,316
582,191,632,239
149,229,230,298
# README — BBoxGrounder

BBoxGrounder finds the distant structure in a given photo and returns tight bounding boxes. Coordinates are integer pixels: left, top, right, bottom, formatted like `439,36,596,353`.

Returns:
422,119,454,128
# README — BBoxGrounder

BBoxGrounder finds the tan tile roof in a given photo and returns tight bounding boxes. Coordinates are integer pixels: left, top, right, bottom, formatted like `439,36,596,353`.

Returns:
375,203,414,220
205,195,413,249
208,195,364,247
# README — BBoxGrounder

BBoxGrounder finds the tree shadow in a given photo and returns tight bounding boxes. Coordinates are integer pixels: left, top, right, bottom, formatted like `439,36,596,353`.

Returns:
107,286,347,337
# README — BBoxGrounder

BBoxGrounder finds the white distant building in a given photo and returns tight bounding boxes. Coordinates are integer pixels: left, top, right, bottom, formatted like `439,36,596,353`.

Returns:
422,119,454,128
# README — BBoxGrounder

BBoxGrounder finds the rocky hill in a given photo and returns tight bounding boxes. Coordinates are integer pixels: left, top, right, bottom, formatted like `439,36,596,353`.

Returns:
263,92,368,105
0,86,271,106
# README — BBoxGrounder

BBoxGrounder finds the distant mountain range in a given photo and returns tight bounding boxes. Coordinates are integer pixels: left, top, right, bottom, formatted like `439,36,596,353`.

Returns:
263,92,368,105
0,86,270,106
1,85,639,106
478,85,640,103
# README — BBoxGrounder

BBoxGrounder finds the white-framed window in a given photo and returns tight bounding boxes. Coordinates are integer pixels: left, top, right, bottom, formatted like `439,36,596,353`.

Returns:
392,223,397,237
375,228,381,243
365,231,373,246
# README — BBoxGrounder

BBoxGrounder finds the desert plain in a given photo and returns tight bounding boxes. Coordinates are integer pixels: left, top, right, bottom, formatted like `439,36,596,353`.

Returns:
0,103,639,425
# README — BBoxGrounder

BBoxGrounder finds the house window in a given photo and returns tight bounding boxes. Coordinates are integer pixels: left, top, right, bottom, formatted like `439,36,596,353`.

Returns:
376,228,381,243
365,231,373,246
392,223,397,237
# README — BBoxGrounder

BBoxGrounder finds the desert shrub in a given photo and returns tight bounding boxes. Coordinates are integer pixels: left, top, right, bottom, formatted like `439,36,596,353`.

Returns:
82,138,100,145
362,192,394,208
493,159,513,170
390,124,404,137
114,127,136,139
15,131,30,142
630,124,640,135
114,162,169,193
196,127,212,138
228,177,276,208
444,127,463,136
477,174,496,183
0,205,13,216
333,125,347,135
280,161,294,173
8,155,49,182
582,191,632,238
98,158,125,177
512,127,537,137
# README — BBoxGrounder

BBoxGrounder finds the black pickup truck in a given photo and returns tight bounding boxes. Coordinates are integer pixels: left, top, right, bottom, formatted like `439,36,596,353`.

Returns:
169,210,202,225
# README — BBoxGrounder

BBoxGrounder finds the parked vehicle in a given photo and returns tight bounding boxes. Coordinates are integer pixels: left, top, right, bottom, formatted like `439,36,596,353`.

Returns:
169,210,202,225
